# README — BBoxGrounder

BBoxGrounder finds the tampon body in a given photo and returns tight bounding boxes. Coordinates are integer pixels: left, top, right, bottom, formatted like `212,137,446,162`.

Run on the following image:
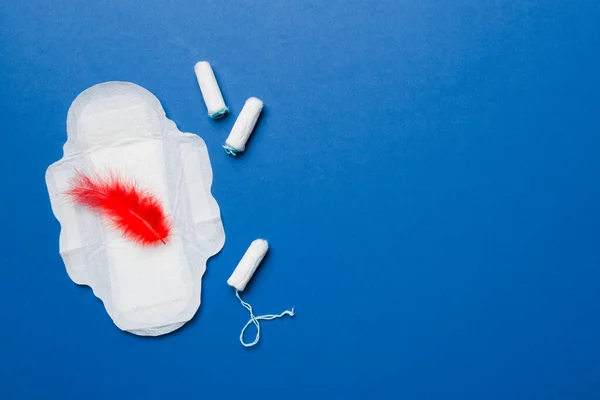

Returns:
194,61,228,119
227,239,268,292
223,97,263,155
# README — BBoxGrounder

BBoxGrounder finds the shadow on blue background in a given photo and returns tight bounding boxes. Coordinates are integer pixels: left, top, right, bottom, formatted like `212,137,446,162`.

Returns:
1,1,599,399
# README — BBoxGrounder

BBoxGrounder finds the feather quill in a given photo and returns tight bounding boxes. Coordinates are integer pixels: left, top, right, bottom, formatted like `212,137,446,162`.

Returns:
66,171,171,246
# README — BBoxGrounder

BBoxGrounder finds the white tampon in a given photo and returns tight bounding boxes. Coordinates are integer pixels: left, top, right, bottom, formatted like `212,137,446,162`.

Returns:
194,61,228,119
228,239,294,347
223,97,263,156
227,239,269,292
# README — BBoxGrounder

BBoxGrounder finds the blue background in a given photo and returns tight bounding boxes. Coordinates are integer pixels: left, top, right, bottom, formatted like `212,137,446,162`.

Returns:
1,1,599,399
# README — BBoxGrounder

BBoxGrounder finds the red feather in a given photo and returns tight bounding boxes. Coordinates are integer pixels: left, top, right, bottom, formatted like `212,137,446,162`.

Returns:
66,171,171,246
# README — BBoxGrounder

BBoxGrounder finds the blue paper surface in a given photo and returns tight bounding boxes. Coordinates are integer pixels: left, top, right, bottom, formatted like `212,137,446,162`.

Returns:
1,1,600,399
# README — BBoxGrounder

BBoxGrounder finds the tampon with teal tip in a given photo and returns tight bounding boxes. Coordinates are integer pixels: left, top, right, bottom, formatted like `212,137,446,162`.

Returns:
223,97,263,156
194,61,228,119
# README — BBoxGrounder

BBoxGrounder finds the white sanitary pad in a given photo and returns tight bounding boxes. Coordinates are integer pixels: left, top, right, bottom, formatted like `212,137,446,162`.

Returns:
45,82,225,336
